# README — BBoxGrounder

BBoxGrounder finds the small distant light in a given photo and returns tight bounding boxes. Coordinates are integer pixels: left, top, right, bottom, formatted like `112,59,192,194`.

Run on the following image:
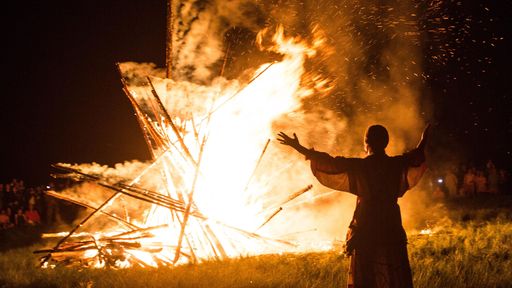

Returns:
437,178,443,183
420,228,433,235
46,185,50,189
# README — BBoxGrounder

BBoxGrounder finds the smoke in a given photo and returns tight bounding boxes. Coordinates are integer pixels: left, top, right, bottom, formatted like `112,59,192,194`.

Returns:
169,0,267,82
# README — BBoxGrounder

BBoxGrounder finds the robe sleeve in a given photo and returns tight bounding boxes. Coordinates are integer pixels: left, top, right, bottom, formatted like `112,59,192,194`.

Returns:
401,147,427,191
307,149,354,193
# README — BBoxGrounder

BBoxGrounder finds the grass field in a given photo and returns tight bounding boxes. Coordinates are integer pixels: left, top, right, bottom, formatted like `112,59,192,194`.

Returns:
1,195,511,288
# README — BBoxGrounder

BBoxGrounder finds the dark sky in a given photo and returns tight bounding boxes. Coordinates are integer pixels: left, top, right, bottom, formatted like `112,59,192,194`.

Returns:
3,1,512,185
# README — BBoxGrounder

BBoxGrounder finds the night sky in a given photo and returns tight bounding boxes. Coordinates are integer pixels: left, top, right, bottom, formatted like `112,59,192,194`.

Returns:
3,1,512,185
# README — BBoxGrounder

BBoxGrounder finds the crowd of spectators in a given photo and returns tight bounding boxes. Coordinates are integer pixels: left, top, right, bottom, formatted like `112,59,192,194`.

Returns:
431,160,511,199
0,179,64,230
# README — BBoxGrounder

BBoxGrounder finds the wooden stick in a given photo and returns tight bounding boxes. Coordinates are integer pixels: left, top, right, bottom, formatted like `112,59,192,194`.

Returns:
111,224,168,238
116,63,158,159
243,139,271,192
166,0,174,78
256,207,283,231
203,223,228,259
52,164,192,214
279,184,313,207
257,185,313,216
219,44,230,77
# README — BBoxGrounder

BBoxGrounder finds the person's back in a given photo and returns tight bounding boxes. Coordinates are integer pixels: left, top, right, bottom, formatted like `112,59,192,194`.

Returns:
350,154,409,247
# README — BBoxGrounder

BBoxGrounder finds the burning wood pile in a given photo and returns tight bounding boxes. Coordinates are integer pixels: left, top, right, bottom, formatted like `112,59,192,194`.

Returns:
36,26,332,268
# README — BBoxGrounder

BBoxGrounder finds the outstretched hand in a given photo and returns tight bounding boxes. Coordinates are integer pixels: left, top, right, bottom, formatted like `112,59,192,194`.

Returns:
277,132,300,148
277,132,310,156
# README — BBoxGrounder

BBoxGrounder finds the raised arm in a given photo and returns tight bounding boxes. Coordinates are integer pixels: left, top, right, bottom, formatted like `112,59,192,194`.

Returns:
404,123,431,167
277,131,352,174
416,123,431,152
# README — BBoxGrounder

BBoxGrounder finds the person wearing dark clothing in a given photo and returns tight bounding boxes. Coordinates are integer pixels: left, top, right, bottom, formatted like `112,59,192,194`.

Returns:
14,208,27,226
277,124,429,288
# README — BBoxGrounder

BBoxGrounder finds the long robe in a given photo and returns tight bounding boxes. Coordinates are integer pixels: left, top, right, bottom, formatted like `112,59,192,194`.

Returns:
308,148,426,288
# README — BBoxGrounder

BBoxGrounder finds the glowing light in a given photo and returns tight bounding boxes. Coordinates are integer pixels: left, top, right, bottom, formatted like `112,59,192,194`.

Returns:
419,228,433,235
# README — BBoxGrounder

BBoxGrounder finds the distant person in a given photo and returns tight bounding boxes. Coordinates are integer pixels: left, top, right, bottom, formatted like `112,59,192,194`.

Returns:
486,161,499,194
444,168,458,197
462,168,476,196
25,206,41,225
278,124,429,288
6,207,14,225
0,209,11,229
14,208,26,226
474,170,487,194
4,185,14,209
45,192,62,225
27,189,35,207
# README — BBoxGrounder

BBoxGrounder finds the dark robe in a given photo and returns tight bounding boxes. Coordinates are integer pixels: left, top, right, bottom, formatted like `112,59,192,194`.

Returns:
308,148,426,288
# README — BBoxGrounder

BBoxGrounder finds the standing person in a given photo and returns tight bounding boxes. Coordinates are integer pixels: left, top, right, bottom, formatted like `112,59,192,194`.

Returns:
444,167,458,197
462,168,476,197
25,206,41,225
14,208,27,226
278,124,429,288
474,170,487,194
0,209,11,229
486,161,499,194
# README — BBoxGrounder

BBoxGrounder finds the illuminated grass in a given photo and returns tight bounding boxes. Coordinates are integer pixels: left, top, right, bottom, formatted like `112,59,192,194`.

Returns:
1,196,511,288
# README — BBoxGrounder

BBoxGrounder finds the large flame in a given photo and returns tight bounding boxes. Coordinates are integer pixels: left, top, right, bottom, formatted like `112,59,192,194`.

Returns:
43,26,340,268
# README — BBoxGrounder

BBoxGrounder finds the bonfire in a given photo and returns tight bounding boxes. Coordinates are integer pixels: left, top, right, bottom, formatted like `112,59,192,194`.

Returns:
36,19,336,268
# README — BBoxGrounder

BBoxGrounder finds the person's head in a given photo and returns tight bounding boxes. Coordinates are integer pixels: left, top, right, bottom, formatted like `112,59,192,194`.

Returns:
364,125,389,155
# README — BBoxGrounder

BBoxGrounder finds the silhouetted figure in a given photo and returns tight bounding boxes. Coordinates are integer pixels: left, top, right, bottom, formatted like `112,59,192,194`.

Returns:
486,160,499,194
474,170,487,194
462,168,476,196
278,124,429,288
444,168,458,197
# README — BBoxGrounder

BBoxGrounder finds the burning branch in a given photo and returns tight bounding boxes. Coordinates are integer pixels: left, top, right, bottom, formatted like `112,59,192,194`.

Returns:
243,139,271,192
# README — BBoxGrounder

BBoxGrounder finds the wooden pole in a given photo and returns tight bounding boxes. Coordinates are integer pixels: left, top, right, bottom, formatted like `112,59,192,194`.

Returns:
166,0,174,78
243,139,271,192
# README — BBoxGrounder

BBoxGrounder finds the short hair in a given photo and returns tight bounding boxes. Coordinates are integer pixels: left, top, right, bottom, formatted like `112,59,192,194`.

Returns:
365,125,389,150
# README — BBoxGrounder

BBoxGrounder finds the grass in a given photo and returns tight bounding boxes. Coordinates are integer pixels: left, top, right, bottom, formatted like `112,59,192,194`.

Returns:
1,195,511,288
